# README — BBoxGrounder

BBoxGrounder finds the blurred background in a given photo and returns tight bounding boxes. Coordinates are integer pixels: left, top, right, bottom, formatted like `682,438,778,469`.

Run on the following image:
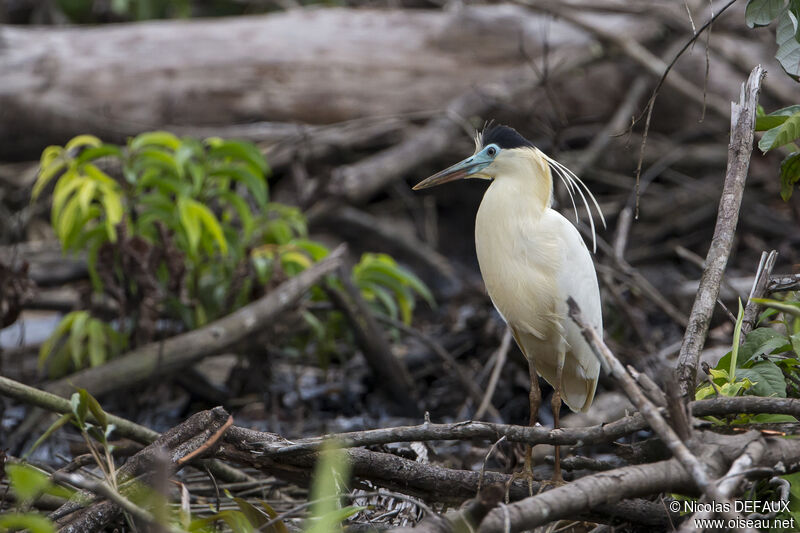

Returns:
1,0,799,525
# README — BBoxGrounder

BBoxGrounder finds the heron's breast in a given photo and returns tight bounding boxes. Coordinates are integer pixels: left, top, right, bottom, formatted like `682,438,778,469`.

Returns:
475,190,563,340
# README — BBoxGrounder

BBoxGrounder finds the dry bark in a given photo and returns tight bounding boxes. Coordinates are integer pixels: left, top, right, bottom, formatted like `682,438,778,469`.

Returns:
0,5,648,160
53,407,231,532
676,65,764,400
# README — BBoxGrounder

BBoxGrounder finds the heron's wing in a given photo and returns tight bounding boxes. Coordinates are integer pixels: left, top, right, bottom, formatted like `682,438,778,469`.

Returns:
549,210,602,412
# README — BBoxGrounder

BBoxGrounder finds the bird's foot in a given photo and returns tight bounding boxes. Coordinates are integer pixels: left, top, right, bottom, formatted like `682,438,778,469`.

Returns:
504,467,537,503
504,446,537,502
540,473,566,488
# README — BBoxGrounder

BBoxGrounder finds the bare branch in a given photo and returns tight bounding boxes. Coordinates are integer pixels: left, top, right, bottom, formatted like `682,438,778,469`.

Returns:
676,66,765,400
568,297,749,529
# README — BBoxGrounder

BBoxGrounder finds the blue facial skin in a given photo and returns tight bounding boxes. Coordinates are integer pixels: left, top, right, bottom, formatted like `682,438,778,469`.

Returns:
458,143,500,178
413,143,501,190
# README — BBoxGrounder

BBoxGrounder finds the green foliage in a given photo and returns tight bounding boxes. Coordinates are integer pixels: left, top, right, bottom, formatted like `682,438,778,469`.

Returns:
352,253,435,325
0,513,56,533
305,441,364,533
748,3,800,201
189,495,290,533
38,311,126,377
33,132,433,376
2,463,73,533
26,388,119,493
746,0,800,79
756,105,800,201
696,295,800,422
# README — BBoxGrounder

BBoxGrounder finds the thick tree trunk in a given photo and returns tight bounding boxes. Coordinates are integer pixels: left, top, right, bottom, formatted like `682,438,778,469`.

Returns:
0,5,644,159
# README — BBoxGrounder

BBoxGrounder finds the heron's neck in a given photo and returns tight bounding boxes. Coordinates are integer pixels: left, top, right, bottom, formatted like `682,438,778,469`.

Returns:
485,156,553,221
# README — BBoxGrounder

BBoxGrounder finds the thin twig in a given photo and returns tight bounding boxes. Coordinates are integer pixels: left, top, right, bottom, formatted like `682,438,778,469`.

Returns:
177,415,234,465
475,328,513,421
741,250,778,336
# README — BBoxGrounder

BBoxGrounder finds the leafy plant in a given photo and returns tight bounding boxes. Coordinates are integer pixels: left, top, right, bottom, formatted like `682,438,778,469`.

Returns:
756,105,800,200
1,462,73,533
745,1,800,80
33,132,433,377
696,296,800,423
352,253,434,325
37,311,126,377
746,2,800,200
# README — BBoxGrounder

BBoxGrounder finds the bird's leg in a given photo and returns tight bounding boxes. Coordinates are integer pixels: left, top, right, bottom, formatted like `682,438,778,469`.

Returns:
506,357,541,502
523,358,540,493
550,355,565,483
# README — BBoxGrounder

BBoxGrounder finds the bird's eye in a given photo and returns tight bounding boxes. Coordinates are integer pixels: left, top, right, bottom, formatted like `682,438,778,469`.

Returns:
487,146,497,157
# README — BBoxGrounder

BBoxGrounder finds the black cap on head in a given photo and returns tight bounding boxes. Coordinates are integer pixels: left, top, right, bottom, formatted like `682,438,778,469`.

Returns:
480,124,534,150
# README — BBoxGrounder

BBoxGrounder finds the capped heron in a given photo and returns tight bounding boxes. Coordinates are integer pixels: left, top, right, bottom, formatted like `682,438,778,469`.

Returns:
413,124,604,481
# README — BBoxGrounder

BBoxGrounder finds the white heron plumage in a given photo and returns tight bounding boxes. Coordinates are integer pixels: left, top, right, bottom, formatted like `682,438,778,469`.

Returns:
414,124,604,416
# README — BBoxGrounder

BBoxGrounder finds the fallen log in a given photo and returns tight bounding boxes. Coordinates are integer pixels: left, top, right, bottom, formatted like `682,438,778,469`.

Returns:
0,5,650,159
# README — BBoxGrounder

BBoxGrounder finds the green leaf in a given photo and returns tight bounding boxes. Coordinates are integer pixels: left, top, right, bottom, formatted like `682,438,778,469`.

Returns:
87,319,106,367
210,165,268,208
25,413,74,459
752,298,800,318
780,151,800,201
76,178,97,213
737,361,788,397
302,310,327,341
264,219,293,245
75,144,123,165
776,7,800,80
747,413,797,423
191,200,229,254
306,440,354,533
208,140,269,176
291,239,330,261
78,387,108,429
759,112,800,152
39,312,79,370
281,250,313,275
65,134,102,153
360,282,399,320
790,331,800,355
6,464,51,501
70,390,89,428
740,327,787,365
233,498,269,527
178,197,202,256
33,154,66,200
131,148,182,179
746,0,785,27
40,145,64,168
99,186,124,228
51,170,82,227
130,131,181,152
730,299,745,380
219,191,255,241
0,512,56,533
695,383,716,400
756,105,800,131
258,501,289,533
68,311,90,369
